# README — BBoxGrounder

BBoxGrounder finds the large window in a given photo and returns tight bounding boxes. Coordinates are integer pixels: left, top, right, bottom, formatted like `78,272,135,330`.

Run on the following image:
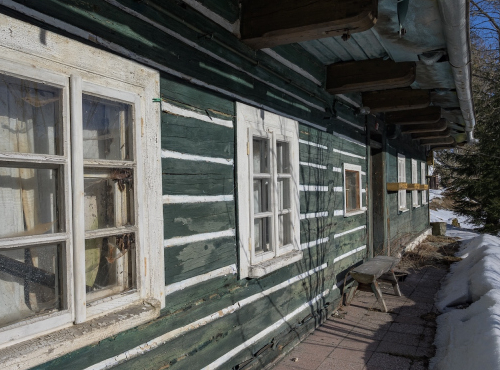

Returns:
398,154,408,211
343,163,364,216
237,103,301,279
0,21,161,349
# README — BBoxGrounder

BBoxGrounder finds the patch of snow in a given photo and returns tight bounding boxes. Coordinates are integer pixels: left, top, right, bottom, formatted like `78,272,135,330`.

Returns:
430,208,477,229
429,188,443,201
431,234,500,370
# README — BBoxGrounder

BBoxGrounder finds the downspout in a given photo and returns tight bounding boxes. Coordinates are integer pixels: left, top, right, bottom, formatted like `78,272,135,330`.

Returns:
437,0,476,142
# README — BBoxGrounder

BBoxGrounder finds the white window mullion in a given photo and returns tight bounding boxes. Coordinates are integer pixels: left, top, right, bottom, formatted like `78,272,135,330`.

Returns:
271,132,279,258
412,159,418,207
421,162,427,204
398,154,407,211
70,74,86,324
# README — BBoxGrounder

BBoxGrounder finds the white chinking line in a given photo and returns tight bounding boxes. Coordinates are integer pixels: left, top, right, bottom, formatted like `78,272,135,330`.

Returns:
0,1,328,133
299,139,328,150
333,210,343,216
300,212,328,220
164,229,235,248
299,161,327,170
163,194,234,204
165,264,237,296
333,225,366,239
332,149,366,160
84,264,328,370
299,185,328,192
336,116,364,131
200,289,331,370
300,237,329,250
162,101,233,128
333,245,367,263
161,149,233,166
105,0,325,113
333,187,343,192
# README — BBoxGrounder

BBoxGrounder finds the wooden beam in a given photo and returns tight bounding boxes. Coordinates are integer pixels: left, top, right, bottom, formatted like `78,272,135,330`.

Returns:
241,0,378,49
326,59,416,94
419,136,455,146
412,128,451,140
362,89,430,113
400,118,448,134
386,106,441,125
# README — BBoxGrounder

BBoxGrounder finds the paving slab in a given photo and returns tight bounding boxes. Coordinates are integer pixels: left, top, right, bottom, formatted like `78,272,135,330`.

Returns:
271,266,442,370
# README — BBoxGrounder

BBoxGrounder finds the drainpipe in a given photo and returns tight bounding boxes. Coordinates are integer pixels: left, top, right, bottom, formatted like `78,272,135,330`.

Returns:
437,0,476,142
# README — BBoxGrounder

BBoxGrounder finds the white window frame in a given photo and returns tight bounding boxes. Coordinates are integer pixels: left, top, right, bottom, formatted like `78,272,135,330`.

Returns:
421,162,428,204
0,15,163,351
343,163,365,217
411,159,419,208
236,103,302,279
398,154,408,212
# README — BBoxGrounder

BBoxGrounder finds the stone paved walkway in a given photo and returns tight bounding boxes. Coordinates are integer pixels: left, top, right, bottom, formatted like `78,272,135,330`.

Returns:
272,266,447,370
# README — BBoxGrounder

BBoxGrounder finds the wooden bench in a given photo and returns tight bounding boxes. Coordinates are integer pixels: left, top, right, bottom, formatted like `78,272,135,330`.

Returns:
346,256,402,312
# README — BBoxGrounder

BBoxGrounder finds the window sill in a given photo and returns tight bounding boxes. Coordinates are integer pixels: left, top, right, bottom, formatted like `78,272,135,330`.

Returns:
0,299,160,370
344,208,367,217
399,208,409,213
248,250,303,278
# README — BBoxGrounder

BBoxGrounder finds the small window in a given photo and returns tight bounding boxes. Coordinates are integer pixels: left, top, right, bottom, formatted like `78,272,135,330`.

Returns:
421,162,427,204
237,103,301,279
412,159,419,207
398,154,407,211
343,164,363,216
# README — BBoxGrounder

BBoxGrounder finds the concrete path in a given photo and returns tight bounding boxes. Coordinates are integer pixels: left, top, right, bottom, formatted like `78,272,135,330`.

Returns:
272,266,446,370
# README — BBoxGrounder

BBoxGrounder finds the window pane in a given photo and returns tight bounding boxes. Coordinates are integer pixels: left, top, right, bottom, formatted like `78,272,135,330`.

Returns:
253,179,270,214
85,233,135,302
276,142,290,174
0,244,63,328
278,213,291,247
84,169,133,231
345,170,360,212
277,178,290,211
0,74,62,156
254,217,272,254
82,95,133,161
0,167,59,238
253,138,269,174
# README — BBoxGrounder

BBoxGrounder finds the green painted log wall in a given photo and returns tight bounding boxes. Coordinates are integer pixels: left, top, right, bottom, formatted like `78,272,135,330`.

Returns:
386,135,430,253
2,2,426,369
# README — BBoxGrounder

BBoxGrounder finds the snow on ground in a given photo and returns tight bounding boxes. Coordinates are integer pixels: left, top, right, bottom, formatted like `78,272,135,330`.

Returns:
429,189,443,201
429,215,500,369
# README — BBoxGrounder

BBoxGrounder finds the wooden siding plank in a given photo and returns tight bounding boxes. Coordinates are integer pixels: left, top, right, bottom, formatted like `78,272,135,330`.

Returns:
164,236,236,284
162,158,234,196
161,113,234,160
163,202,235,239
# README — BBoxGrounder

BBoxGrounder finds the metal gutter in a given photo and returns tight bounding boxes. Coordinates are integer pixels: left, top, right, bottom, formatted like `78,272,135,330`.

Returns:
437,0,476,141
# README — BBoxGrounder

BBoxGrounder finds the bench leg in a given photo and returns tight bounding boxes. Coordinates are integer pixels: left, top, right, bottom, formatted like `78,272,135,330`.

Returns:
371,281,388,312
345,281,358,306
391,271,402,297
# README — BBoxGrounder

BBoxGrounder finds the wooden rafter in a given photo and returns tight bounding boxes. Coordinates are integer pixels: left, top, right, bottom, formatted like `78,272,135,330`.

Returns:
386,106,441,125
400,118,448,134
241,0,378,49
362,89,430,113
412,128,451,140
326,59,416,94
419,136,455,146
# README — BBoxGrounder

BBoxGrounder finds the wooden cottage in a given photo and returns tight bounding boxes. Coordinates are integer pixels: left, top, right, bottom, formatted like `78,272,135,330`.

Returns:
0,0,473,369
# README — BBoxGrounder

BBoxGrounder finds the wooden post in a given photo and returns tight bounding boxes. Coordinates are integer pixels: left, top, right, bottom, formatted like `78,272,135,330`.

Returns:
362,89,430,113
326,59,416,94
386,106,441,125
241,0,378,49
